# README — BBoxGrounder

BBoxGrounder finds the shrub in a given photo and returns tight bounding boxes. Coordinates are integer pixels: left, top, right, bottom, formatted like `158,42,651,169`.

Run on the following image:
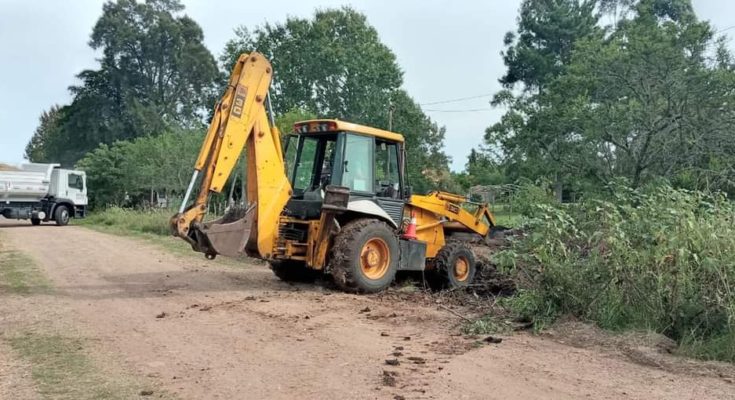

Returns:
496,183,735,362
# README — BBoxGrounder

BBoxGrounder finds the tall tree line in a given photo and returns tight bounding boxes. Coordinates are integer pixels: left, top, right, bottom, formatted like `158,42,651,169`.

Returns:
221,7,450,193
26,0,220,167
26,1,452,200
478,0,735,195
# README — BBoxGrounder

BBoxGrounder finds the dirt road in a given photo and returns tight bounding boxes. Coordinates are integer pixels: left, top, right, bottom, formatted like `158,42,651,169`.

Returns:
1,220,733,399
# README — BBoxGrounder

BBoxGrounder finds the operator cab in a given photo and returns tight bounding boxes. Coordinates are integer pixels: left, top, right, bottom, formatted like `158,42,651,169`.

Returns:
283,120,406,225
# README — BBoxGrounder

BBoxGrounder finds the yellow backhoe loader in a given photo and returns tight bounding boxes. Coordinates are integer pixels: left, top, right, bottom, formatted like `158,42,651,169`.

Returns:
171,52,497,293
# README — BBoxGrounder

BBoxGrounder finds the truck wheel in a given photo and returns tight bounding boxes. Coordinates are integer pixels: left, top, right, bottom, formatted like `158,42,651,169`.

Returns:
54,205,70,226
329,219,399,293
434,241,477,289
269,260,320,282
31,218,41,226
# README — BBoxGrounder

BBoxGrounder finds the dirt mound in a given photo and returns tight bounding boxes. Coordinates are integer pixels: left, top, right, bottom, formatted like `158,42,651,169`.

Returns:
471,251,517,297
465,227,523,298
543,320,735,380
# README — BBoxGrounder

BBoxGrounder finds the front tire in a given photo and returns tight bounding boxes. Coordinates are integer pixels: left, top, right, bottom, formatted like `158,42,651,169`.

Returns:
329,219,399,293
31,218,41,226
434,241,477,289
54,205,70,226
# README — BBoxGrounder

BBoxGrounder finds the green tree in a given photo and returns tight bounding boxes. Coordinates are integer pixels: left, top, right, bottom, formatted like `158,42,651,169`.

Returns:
221,7,401,121
77,130,203,207
24,106,62,162
500,0,600,91
487,0,735,193
275,108,317,136
221,7,450,192
31,0,219,166
463,149,505,187
539,0,734,189
88,0,219,128
485,0,602,197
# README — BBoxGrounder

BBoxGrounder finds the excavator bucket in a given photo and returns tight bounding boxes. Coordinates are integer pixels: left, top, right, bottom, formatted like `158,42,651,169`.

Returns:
190,206,256,259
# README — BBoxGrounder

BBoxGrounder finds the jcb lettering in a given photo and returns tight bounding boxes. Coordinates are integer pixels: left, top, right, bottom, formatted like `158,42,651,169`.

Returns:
446,203,460,214
232,85,248,118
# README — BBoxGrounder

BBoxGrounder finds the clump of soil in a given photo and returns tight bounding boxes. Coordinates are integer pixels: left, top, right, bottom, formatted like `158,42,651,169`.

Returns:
381,370,398,386
470,251,517,297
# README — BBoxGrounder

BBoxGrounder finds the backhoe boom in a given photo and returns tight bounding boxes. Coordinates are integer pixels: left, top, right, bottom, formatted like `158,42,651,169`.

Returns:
171,53,292,259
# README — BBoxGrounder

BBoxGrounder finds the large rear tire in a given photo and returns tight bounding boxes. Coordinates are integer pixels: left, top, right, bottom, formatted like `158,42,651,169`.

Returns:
434,241,477,289
269,260,320,283
54,205,70,226
329,219,399,293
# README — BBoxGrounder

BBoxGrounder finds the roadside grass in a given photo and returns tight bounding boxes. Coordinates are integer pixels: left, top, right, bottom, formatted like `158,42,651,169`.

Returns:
0,241,50,295
76,207,250,266
78,206,171,236
7,332,145,400
76,207,195,256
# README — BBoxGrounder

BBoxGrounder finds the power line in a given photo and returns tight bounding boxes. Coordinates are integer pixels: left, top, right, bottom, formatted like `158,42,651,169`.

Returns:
424,108,493,113
419,92,494,106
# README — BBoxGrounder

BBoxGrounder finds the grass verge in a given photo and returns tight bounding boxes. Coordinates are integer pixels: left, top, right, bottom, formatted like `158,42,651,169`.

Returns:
0,240,50,295
7,332,145,400
76,207,251,266
77,206,172,236
76,207,198,256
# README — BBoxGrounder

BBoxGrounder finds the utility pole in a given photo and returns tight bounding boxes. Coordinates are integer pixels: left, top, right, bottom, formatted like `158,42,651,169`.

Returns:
388,98,395,131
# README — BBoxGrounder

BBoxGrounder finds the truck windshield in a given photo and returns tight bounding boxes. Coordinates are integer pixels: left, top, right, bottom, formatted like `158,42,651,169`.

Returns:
289,134,338,194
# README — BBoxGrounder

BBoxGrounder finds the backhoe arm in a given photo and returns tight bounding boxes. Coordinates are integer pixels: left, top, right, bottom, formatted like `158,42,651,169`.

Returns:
171,52,292,259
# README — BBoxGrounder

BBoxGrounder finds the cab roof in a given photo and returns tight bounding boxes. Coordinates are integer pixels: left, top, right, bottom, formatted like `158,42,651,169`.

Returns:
294,119,404,143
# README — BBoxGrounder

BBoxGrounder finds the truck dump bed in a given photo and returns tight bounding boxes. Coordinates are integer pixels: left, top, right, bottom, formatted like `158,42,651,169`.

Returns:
0,163,58,203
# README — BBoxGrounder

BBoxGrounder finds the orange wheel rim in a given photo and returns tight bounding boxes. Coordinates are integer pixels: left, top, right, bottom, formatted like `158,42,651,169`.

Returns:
454,256,470,281
360,238,390,279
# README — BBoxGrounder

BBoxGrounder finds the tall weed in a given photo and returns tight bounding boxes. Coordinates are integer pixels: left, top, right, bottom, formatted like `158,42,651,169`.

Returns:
496,184,735,362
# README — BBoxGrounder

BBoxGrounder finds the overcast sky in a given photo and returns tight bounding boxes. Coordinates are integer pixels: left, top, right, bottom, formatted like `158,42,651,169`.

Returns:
0,0,731,171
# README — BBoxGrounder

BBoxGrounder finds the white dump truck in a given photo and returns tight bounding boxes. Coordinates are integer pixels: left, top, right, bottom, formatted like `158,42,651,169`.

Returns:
0,163,88,226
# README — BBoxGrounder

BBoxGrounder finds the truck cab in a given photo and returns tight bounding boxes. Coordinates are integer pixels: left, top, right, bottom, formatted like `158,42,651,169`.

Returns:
49,168,89,216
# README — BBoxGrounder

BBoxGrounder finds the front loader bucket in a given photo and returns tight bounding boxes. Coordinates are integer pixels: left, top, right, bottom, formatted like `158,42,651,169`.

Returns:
196,206,255,258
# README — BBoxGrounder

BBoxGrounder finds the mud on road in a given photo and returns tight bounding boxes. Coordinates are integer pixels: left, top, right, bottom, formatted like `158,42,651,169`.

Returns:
1,219,733,399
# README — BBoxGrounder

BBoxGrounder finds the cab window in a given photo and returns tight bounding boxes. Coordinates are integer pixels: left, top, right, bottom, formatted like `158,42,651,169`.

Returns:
375,140,400,198
284,135,299,181
293,137,318,191
68,173,84,190
290,134,338,193
342,134,373,192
